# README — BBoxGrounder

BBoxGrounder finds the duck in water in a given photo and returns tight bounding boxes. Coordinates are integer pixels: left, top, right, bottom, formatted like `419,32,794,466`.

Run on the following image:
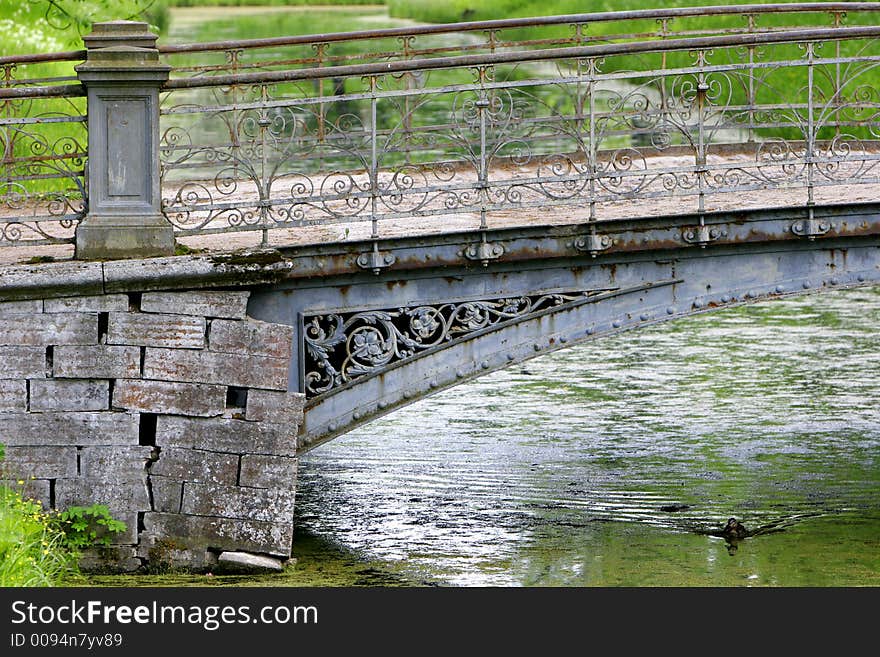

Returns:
721,517,748,540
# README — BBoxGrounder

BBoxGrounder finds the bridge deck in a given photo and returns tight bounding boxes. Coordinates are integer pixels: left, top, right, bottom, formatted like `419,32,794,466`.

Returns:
2,151,877,266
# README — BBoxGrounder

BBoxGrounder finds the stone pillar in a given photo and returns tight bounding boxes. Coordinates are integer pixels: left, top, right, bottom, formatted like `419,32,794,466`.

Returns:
75,21,174,260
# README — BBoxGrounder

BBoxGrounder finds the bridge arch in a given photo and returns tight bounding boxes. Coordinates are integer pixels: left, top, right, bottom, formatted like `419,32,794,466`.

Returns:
246,207,880,452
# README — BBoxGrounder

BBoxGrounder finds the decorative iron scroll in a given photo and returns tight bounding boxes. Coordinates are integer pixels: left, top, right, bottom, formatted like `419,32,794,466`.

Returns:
303,290,594,396
1,60,87,247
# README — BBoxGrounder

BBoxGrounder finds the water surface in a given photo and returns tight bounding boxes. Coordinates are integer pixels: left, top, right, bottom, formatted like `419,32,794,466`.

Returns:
294,286,880,586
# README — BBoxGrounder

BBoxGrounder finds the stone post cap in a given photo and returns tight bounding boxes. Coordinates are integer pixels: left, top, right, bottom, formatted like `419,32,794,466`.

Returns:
83,21,159,51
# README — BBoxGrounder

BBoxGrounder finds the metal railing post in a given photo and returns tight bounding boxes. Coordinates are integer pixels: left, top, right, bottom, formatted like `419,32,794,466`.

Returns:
74,20,173,259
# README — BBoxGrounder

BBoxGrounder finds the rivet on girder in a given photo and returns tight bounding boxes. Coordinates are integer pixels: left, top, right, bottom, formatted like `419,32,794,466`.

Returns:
357,249,396,274
463,241,504,266
791,217,830,240
683,224,725,247
574,233,613,257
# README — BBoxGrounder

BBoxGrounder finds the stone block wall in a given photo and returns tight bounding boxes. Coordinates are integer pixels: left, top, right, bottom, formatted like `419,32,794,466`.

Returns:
0,290,302,571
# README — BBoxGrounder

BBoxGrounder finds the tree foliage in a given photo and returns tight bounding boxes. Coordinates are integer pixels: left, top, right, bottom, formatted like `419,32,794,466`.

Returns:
0,0,165,54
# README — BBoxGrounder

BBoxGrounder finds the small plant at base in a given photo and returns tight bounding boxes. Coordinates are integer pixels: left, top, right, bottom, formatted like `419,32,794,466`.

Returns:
57,504,127,551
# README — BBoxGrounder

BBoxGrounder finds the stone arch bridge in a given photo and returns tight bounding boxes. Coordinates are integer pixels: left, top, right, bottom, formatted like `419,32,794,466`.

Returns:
1,5,879,570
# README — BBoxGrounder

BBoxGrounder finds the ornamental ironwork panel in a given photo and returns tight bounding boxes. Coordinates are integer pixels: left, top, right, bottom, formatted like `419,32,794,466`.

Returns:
302,290,601,397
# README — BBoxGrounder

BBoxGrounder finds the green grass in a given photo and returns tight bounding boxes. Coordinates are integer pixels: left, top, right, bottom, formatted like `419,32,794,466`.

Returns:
0,484,79,586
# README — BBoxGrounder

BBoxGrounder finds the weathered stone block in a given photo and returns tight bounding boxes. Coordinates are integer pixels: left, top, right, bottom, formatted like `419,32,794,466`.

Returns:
78,546,142,573
53,345,141,379
0,300,43,315
0,412,140,446
245,390,305,425
102,250,292,295
141,512,293,557
149,475,183,513
30,379,110,412
215,551,283,574
0,478,51,508
208,319,293,358
106,312,205,349
141,291,250,319
137,540,217,571
0,260,103,300
143,348,288,391
55,478,146,513
0,380,27,411
149,447,238,485
239,455,297,490
113,379,226,417
3,446,77,478
79,446,153,482
44,294,129,313
0,314,97,346
156,415,297,456
182,483,295,524
0,347,46,379
55,481,147,544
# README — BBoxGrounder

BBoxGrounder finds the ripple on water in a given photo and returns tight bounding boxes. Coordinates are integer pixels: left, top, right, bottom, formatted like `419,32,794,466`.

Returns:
297,288,880,586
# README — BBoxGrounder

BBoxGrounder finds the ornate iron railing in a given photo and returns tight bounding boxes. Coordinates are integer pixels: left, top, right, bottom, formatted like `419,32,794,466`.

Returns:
158,8,880,253
0,50,87,250
3,5,880,257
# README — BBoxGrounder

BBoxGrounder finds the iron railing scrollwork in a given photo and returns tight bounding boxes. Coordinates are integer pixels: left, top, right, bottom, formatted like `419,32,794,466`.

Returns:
303,291,595,397
0,51,86,251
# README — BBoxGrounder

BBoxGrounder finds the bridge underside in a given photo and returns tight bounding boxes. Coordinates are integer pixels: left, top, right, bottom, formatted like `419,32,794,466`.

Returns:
246,201,880,452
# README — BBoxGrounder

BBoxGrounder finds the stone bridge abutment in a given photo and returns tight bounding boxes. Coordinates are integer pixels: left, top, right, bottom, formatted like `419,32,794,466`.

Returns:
0,257,302,572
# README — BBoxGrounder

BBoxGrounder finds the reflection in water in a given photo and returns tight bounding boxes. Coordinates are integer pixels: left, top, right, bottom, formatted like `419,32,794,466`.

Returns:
296,287,880,586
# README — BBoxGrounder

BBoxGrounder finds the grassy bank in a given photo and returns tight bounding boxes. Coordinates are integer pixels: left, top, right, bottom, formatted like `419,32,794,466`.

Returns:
0,444,130,586
0,484,78,586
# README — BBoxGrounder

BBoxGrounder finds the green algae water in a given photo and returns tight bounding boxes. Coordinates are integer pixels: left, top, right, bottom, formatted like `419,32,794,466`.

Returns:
87,6,880,588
